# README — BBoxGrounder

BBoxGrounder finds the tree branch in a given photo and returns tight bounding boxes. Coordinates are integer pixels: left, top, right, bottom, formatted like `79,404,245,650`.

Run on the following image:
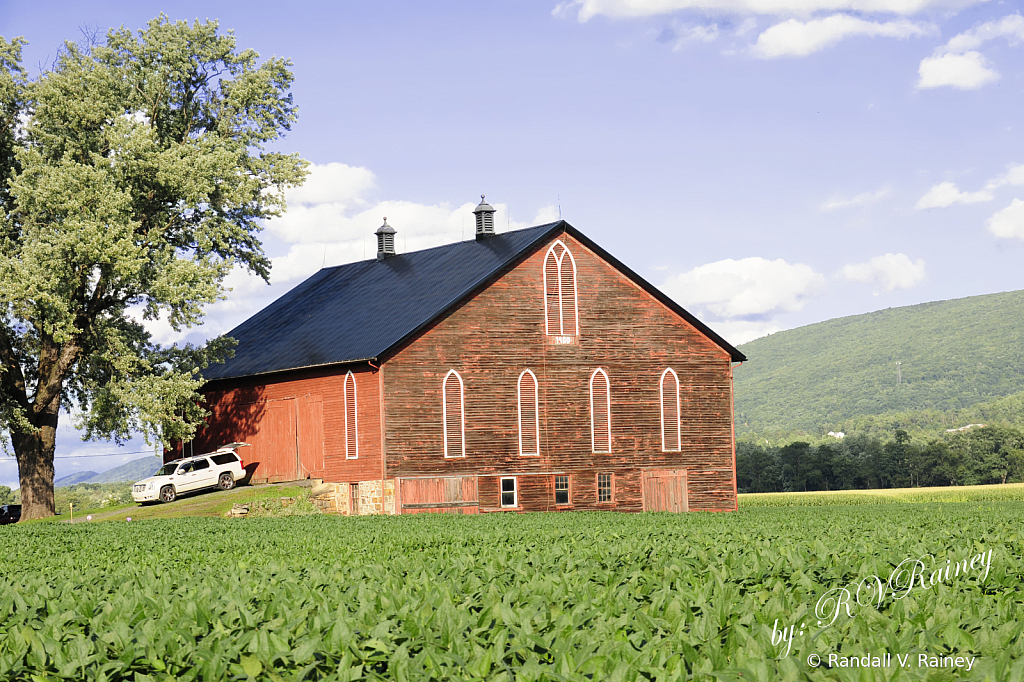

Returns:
0,324,30,413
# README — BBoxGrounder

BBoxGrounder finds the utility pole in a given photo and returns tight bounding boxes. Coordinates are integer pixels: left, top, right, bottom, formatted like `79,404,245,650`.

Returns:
896,361,902,385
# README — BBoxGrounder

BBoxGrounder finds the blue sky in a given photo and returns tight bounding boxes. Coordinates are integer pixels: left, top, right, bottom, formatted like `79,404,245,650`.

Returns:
2,0,1023,485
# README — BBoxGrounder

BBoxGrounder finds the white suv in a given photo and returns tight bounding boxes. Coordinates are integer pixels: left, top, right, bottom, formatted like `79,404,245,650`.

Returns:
132,445,247,504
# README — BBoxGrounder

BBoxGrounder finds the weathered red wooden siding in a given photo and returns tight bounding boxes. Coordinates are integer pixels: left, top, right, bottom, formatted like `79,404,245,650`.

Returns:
193,364,382,484
396,475,479,514
382,230,736,512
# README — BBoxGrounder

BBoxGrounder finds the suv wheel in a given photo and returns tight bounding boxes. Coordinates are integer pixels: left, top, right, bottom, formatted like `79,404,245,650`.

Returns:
218,473,235,491
160,485,176,503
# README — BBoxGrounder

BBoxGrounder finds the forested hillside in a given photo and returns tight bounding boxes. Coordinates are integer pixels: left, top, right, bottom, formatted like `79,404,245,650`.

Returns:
734,290,1024,436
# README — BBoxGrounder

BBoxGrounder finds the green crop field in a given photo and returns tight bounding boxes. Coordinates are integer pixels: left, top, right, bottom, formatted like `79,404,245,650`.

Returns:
2,500,1023,681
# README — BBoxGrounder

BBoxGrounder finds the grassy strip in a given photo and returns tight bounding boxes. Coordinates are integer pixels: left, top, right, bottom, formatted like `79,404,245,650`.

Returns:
89,483,308,522
740,481,1024,506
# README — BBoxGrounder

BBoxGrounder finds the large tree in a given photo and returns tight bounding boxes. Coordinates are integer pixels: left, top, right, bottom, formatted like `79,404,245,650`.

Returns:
0,17,307,519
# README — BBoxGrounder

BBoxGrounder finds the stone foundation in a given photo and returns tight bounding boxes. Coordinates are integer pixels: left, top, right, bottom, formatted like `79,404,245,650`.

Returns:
311,479,395,516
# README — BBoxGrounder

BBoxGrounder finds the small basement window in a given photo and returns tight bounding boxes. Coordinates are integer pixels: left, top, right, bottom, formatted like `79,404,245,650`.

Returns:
554,475,570,505
500,477,517,508
598,473,612,502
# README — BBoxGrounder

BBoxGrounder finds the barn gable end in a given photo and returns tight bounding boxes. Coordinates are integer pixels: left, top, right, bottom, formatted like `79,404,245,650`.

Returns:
382,230,737,513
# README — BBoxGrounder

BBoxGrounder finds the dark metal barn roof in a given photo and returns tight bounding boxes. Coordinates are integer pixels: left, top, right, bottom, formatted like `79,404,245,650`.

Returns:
202,221,744,382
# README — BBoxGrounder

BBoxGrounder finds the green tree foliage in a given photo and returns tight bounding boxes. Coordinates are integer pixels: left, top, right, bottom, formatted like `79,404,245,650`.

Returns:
737,425,1024,493
0,484,12,505
735,290,1024,435
0,18,307,520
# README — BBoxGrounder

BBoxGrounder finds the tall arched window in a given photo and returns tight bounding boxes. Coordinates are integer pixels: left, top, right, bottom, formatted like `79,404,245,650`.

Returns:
660,368,680,452
518,369,540,456
344,371,359,459
590,368,611,453
443,370,465,458
543,240,578,336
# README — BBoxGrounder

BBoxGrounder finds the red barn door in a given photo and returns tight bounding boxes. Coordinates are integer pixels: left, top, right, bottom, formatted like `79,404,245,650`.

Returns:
299,395,325,479
242,398,298,483
643,469,688,512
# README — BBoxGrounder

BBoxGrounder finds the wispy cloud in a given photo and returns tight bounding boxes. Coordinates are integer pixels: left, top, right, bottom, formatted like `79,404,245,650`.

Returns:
655,21,720,49
821,186,892,211
915,163,1024,209
753,15,931,58
915,181,993,209
555,0,986,21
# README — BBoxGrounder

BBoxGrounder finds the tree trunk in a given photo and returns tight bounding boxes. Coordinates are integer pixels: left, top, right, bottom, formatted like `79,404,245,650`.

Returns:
13,401,58,520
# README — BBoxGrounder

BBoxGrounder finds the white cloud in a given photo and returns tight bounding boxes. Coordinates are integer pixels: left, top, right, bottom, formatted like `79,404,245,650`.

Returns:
557,0,985,20
985,163,1024,190
841,253,925,292
987,199,1024,240
660,257,826,319
915,181,993,209
821,186,891,211
285,162,376,209
917,51,999,89
917,14,1024,89
753,15,931,58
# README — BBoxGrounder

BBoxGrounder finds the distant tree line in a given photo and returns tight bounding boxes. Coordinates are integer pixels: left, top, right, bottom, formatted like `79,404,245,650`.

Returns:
737,426,1024,493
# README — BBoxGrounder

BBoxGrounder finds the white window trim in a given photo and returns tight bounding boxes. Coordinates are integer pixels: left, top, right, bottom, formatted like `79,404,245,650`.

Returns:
542,240,579,337
554,474,571,506
590,368,611,453
442,369,466,458
660,368,681,452
500,476,518,508
517,369,540,456
344,370,359,459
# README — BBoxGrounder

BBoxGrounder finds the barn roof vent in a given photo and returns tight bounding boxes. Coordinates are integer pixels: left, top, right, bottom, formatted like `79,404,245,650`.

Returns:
376,217,396,260
473,195,496,240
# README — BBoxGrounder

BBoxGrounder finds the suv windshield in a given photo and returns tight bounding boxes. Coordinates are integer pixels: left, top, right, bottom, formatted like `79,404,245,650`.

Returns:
156,463,179,476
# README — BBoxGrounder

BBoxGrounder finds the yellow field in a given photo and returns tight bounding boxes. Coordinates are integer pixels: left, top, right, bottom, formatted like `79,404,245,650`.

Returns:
740,481,1024,506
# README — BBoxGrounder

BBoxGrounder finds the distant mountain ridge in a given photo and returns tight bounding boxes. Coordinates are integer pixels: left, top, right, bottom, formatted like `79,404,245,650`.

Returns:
54,471,98,487
734,289,1024,436
55,456,162,488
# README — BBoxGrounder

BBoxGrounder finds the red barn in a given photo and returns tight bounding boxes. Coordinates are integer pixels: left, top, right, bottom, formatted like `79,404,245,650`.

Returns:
192,200,746,514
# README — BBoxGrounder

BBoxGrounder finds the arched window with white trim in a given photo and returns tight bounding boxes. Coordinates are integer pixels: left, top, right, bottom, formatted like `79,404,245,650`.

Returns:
443,370,465,458
518,369,540,456
543,241,579,336
660,368,681,452
590,368,611,453
344,371,359,459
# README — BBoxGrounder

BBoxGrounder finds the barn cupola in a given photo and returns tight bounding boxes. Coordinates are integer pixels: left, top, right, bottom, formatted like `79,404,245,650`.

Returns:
473,195,496,240
376,217,396,260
